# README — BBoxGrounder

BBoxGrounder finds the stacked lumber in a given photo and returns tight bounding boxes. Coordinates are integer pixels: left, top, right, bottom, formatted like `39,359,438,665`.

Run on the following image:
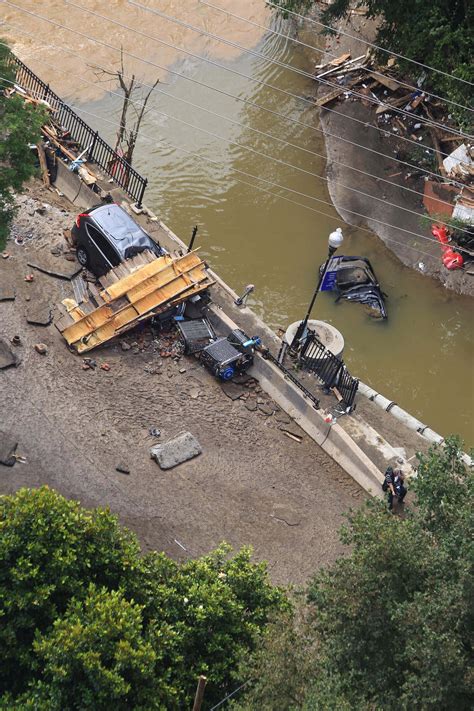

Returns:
56,251,215,353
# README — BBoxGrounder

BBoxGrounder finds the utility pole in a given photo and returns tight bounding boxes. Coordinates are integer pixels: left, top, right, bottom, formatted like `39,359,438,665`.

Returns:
192,675,207,711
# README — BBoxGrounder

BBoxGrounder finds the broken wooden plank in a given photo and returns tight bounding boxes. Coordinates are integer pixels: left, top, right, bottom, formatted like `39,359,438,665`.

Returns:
314,52,351,72
86,282,106,306
366,71,400,92
36,142,50,186
315,53,366,80
410,93,425,110
315,75,367,107
375,92,413,115
428,127,446,176
439,135,463,144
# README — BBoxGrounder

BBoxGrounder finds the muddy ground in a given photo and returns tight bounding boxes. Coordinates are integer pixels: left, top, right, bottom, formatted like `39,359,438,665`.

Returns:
313,13,473,297
0,180,364,586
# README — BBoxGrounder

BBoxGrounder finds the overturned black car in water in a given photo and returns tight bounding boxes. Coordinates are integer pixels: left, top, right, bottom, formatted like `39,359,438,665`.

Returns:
322,256,387,319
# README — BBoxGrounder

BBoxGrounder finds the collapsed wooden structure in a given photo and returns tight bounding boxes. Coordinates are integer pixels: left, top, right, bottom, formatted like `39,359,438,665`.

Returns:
313,52,471,180
56,250,214,353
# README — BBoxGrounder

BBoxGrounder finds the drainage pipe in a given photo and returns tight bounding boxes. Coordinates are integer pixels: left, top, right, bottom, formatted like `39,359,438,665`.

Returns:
358,382,472,466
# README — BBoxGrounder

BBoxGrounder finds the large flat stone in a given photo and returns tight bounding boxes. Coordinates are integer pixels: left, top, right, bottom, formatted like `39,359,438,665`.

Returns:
221,382,243,401
0,339,20,369
26,303,52,326
27,257,82,280
150,431,202,470
0,284,15,301
0,431,18,466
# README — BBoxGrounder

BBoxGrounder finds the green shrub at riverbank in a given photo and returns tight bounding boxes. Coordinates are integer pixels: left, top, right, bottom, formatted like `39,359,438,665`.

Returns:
0,43,46,250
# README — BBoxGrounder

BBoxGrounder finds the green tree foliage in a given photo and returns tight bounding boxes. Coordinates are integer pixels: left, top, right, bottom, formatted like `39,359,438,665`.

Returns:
236,437,474,710
272,0,473,127
0,487,286,709
0,43,46,249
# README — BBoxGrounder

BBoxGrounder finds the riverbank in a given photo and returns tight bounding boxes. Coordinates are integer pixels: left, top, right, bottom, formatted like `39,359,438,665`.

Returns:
310,10,473,296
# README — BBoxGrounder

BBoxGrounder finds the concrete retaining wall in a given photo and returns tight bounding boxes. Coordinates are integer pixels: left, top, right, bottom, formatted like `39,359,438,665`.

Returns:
208,304,384,498
54,161,99,209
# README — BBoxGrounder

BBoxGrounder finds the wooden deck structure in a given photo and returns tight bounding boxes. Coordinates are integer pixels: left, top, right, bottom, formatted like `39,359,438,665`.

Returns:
56,250,214,353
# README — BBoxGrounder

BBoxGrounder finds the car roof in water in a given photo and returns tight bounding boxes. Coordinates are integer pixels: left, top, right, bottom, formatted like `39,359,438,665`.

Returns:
89,204,148,243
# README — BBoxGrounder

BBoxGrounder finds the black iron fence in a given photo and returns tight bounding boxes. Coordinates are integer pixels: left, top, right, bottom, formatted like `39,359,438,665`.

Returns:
259,347,320,410
8,54,148,206
300,334,359,410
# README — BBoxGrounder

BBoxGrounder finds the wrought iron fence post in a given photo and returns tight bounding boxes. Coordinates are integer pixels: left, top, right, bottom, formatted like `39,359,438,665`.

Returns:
88,131,99,162
136,178,148,209
42,83,49,101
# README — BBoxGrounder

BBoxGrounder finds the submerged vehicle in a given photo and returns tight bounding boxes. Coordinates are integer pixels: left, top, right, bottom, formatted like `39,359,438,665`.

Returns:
323,256,387,319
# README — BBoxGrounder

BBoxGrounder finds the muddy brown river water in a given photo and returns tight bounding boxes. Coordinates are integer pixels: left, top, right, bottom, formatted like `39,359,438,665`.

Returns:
3,0,473,444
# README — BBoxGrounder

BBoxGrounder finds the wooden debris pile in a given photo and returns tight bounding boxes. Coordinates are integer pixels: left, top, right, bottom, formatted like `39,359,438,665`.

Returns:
56,250,215,353
314,52,471,184
4,84,100,189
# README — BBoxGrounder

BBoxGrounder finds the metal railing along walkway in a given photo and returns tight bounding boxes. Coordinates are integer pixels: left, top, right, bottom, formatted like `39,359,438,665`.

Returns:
300,333,359,410
8,54,148,206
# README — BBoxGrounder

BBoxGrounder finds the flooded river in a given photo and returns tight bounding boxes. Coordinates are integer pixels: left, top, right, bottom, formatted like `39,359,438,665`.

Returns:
5,1,473,444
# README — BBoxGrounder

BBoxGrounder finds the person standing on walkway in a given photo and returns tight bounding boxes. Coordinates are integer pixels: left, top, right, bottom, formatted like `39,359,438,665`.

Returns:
383,466,407,511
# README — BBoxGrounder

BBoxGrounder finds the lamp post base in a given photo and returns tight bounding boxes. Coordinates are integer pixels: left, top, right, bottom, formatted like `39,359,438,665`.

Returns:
284,320,344,358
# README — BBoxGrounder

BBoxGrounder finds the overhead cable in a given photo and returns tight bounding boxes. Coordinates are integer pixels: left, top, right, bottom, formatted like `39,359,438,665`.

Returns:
0,71,452,254
199,0,474,114
4,1,465,187
6,14,451,210
0,34,461,232
127,0,472,139
266,0,474,87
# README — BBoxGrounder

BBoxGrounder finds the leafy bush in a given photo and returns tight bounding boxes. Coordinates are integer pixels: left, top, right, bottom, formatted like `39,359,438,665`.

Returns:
0,43,46,249
237,437,474,710
0,487,285,708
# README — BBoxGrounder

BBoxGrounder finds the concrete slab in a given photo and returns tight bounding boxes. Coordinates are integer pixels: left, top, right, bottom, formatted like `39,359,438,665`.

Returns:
0,432,18,466
0,339,20,369
150,431,202,470
0,284,15,301
27,257,81,280
26,302,52,326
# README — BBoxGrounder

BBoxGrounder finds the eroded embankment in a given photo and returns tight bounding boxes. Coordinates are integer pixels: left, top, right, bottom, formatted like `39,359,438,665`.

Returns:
308,11,473,296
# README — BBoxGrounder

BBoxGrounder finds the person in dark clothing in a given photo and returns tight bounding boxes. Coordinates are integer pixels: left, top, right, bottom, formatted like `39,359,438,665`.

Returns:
383,466,407,510
393,469,407,504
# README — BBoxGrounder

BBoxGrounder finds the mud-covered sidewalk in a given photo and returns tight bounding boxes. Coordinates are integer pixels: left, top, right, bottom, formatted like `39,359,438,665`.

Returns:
0,180,364,585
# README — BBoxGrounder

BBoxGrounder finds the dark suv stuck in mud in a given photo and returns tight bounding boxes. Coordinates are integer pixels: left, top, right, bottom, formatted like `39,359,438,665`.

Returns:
71,203,164,276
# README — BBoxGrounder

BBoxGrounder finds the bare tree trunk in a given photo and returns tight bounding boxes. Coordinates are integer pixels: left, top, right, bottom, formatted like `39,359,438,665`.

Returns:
123,78,159,166
91,52,160,178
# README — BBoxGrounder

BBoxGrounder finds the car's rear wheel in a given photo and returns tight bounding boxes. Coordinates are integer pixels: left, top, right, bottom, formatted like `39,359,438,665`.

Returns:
76,246,89,268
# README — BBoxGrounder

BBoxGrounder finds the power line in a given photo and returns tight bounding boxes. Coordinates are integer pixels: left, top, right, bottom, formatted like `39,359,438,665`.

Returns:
127,0,472,139
200,0,474,114
4,2,465,188
266,0,474,87
0,71,452,256
209,680,251,710
1,31,460,234
3,18,456,212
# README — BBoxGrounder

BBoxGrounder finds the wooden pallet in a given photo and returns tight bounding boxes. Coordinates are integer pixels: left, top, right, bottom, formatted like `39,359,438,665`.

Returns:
56,251,214,353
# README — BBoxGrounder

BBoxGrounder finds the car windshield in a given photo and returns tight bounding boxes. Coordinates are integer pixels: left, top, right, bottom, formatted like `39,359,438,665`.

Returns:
92,205,147,243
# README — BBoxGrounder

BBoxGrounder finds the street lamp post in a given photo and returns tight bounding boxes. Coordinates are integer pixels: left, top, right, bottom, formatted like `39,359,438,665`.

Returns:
290,228,344,350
